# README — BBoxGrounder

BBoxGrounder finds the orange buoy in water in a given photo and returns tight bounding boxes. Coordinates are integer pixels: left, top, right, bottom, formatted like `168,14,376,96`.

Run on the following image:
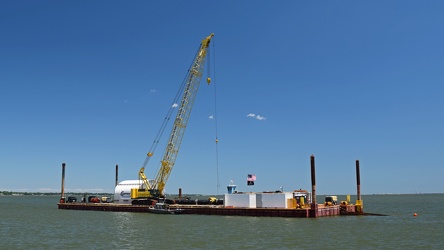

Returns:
413,213,418,217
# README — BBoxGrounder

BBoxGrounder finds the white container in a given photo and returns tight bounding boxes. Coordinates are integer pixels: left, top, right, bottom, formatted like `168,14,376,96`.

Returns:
259,192,294,208
224,193,257,208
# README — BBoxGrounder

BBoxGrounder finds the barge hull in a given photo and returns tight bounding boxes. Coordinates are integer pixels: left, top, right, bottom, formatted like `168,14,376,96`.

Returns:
58,203,359,218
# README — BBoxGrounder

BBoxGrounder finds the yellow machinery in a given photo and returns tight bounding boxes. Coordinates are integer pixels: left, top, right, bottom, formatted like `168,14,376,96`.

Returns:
324,195,338,206
131,33,214,204
340,194,351,205
293,189,310,209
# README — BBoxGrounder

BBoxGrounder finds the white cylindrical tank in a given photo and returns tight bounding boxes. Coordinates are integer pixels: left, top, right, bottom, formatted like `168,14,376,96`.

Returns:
114,180,142,204
114,179,157,204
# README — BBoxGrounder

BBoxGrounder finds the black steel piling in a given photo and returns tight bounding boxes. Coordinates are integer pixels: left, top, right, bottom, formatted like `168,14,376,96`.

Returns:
310,155,318,217
60,163,66,203
115,164,119,187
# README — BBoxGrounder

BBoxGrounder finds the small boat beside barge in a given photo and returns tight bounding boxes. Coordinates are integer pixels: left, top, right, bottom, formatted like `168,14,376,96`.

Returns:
149,202,183,215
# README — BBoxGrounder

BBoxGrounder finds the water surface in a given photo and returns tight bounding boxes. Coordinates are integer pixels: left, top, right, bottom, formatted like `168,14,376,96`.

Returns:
1,194,442,249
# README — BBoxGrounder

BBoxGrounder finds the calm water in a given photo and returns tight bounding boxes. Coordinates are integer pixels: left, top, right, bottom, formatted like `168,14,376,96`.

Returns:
1,194,443,249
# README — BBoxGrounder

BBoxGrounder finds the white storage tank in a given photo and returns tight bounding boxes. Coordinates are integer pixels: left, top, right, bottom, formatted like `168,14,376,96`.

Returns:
114,180,142,204
114,179,157,204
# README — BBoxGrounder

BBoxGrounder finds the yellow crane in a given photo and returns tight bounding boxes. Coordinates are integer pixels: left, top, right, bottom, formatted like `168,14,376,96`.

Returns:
131,33,214,204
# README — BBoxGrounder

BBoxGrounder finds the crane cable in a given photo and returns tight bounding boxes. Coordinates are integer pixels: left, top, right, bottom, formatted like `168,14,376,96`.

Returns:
209,38,221,195
142,47,202,170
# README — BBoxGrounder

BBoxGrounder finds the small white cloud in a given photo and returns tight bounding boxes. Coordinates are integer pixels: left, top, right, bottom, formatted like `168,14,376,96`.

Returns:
256,115,266,120
247,113,267,121
209,115,214,119
149,89,156,94
172,103,178,108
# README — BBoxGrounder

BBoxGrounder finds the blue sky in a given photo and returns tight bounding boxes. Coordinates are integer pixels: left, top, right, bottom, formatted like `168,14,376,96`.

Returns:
1,1,443,195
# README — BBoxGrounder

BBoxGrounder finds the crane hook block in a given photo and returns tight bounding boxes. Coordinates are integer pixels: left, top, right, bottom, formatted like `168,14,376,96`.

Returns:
207,77,211,85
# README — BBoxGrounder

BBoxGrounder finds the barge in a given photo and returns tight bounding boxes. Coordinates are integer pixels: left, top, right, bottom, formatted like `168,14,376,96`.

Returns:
58,155,369,218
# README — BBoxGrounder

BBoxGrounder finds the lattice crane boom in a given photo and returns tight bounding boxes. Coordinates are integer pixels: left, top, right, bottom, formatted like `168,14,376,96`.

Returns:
131,33,214,201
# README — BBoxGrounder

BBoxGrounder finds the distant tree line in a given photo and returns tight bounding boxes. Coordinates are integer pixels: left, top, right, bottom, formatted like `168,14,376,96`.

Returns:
0,191,112,196
1,191,216,197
